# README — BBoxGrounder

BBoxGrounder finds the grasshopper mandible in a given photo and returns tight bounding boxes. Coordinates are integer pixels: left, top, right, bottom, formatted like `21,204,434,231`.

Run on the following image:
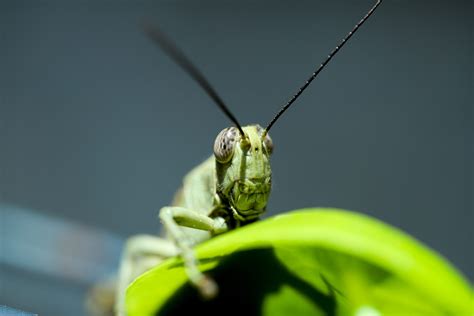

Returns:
116,1,383,314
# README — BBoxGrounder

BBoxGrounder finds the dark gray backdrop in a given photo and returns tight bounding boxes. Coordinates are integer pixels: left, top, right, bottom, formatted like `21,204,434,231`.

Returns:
1,1,472,315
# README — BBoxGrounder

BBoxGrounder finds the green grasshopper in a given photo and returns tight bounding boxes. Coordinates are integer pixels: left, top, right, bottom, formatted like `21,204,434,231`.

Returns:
115,1,383,314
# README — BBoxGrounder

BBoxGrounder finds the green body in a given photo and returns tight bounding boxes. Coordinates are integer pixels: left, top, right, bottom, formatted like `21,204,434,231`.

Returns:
116,124,273,315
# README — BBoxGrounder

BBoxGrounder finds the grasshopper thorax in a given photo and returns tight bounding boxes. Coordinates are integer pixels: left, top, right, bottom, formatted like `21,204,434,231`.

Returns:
214,124,272,222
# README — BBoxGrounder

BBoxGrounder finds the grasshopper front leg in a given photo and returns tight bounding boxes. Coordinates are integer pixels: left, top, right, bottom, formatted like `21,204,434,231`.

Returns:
159,206,228,298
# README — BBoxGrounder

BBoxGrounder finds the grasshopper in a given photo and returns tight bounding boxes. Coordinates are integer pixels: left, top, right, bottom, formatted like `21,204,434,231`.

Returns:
115,1,383,314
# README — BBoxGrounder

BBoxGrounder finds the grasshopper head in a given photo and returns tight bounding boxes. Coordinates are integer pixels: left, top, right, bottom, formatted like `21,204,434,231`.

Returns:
214,124,273,221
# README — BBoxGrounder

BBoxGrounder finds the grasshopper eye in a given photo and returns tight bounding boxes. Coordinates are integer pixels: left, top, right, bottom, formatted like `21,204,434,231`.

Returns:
256,125,273,155
214,127,238,163
263,133,273,155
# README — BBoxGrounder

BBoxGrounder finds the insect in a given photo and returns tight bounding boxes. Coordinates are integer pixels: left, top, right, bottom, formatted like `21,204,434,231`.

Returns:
115,1,383,314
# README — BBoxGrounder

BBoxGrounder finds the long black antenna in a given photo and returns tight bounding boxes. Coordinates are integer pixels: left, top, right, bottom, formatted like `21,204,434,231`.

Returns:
144,24,245,137
265,0,383,132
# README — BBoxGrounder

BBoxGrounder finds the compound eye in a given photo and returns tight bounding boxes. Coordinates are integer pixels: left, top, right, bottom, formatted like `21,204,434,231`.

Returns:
256,125,274,155
214,127,238,163
263,132,273,155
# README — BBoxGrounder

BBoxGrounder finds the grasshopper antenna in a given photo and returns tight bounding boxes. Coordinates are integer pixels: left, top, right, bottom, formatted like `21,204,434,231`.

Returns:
144,24,245,137
265,0,383,133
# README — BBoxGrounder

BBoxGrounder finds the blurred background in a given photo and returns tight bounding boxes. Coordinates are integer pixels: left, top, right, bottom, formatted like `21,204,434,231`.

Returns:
1,0,472,315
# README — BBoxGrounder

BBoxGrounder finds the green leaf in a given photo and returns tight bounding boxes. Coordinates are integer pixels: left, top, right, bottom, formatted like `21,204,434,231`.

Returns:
126,209,473,316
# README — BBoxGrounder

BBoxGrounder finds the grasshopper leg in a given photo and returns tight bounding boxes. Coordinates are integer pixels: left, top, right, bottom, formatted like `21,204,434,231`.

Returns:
159,206,228,298
116,235,178,316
